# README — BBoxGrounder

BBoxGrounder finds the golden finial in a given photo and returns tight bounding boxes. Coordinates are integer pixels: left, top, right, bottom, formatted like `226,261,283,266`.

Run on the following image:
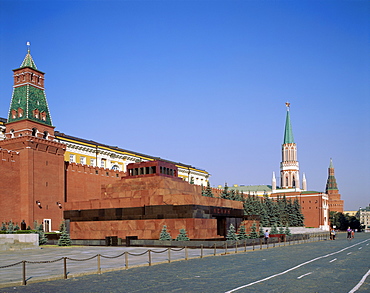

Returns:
285,102,290,109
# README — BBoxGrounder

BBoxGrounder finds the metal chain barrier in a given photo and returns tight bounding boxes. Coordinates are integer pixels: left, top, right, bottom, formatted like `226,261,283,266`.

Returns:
66,254,98,261
0,261,23,269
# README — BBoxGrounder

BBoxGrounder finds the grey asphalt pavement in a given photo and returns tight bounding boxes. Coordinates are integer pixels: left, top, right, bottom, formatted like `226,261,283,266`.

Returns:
0,233,369,292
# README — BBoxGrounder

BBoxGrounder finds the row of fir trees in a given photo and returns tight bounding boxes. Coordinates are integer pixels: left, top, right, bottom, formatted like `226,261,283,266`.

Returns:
202,183,304,227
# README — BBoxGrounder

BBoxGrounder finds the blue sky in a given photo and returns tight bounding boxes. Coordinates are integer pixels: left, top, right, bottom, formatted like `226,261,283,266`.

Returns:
0,0,369,211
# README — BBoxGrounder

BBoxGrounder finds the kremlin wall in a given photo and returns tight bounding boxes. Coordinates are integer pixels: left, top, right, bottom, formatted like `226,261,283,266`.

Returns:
0,48,344,242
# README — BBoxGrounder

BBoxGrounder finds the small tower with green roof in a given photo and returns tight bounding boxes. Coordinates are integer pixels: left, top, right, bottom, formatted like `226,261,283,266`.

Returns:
280,103,301,189
325,158,343,213
6,43,54,139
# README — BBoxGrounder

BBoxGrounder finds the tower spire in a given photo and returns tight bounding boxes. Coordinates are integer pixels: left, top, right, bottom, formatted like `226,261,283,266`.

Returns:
280,102,300,189
283,102,294,144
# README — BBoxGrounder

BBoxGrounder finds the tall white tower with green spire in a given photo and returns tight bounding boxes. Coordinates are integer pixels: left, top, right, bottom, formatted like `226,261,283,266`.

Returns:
280,102,301,189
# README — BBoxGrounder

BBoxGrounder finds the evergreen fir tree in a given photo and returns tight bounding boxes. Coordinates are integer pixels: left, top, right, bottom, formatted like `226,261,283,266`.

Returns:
175,228,190,241
270,224,278,235
1,222,6,231
259,198,270,227
278,226,285,234
205,181,214,197
284,225,292,236
26,225,31,230
37,224,47,245
293,198,304,226
239,191,245,202
249,222,259,239
259,226,265,238
159,225,172,241
229,189,236,201
243,194,253,216
7,221,14,234
237,225,248,240
226,224,238,240
220,183,229,199
14,224,20,231
201,184,207,196
58,222,72,246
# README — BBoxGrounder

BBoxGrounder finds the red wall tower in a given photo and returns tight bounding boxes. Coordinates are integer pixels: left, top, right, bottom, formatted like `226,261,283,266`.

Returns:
0,47,66,231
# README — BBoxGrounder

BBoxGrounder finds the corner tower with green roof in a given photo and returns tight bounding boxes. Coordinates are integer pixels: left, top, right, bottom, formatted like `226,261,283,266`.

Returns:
325,158,343,212
6,46,54,139
279,103,302,190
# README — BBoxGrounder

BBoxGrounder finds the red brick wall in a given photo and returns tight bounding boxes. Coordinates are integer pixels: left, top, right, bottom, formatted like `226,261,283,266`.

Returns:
0,136,65,231
65,163,125,202
0,149,21,224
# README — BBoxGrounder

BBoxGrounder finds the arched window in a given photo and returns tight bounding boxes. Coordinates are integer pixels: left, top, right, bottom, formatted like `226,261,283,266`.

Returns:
43,131,48,139
285,176,288,187
32,128,37,137
111,165,120,171
292,176,296,187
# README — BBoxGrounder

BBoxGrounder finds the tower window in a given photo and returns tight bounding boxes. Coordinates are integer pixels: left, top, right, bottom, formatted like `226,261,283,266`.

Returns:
33,109,39,119
43,131,48,139
32,128,37,137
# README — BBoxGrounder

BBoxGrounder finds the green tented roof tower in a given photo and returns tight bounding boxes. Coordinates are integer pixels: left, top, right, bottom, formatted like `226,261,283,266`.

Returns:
280,103,302,190
325,158,338,192
6,44,55,140
7,46,52,126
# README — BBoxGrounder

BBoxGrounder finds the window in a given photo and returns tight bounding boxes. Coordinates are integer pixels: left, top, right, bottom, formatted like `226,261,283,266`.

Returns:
90,158,95,166
69,155,75,163
111,165,120,171
101,159,106,168
80,157,86,165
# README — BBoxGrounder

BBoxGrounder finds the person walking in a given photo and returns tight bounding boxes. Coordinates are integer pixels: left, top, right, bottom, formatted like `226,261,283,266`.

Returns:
347,227,352,240
331,229,336,240
264,229,269,244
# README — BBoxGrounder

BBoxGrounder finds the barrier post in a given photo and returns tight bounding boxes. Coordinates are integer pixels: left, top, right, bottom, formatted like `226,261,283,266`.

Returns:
260,238,262,250
168,248,171,263
125,251,128,269
225,242,228,255
200,244,203,258
214,243,216,256
148,250,152,266
244,239,247,252
185,247,188,260
253,239,255,251
97,254,101,274
63,257,67,279
235,241,238,254
22,261,26,286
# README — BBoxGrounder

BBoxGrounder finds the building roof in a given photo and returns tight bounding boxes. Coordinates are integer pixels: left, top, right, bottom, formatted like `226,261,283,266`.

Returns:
283,107,294,144
19,49,37,70
229,185,273,193
54,130,208,173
